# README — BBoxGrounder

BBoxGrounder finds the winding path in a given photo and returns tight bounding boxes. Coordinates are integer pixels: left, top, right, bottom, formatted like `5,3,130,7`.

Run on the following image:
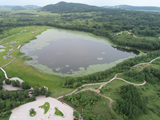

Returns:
133,56,160,68
56,56,160,118
1,45,21,68
1,29,160,120
0,67,8,79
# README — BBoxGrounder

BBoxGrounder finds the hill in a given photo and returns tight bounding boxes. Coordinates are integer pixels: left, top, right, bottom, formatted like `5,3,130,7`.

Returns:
0,5,41,10
103,5,160,12
11,6,27,10
41,1,106,13
24,5,41,9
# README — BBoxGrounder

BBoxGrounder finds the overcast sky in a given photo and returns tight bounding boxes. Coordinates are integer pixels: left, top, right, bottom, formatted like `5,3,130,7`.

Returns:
1,0,160,7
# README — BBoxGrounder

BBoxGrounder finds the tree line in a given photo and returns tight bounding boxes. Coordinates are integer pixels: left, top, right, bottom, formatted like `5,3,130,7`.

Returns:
1,6,160,50
62,50,160,88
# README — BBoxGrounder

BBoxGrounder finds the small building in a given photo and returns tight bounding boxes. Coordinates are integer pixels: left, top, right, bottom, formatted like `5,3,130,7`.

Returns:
95,90,100,94
146,64,150,67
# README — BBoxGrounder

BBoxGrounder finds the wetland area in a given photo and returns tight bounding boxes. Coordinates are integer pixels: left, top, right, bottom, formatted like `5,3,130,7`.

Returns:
21,28,139,76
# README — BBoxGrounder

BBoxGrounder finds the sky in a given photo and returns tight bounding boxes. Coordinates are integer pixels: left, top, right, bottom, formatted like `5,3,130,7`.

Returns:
1,0,160,7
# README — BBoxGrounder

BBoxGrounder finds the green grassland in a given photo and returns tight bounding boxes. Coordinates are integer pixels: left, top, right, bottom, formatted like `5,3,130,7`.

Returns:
0,26,74,97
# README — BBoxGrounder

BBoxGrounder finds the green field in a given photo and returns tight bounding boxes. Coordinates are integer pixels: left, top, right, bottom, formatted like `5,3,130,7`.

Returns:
0,26,74,97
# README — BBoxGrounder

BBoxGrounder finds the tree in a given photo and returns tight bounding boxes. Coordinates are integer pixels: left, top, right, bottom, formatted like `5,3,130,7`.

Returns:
96,115,105,120
5,99,11,109
72,100,79,107
5,110,11,115
22,82,31,89
39,87,47,95
29,108,35,115
45,91,51,97
12,80,20,87
73,82,77,88
32,88,40,96
73,111,79,119
0,100,5,109
11,101,18,108
0,86,2,90
5,79,11,85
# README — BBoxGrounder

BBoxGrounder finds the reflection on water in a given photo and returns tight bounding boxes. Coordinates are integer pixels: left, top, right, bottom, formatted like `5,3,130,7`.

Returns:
21,29,139,74
111,46,140,55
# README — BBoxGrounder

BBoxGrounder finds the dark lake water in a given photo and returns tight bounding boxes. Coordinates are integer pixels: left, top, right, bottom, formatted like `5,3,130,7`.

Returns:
21,29,139,76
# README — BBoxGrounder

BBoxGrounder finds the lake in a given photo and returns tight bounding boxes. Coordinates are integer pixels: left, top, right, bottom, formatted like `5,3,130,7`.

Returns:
21,29,139,76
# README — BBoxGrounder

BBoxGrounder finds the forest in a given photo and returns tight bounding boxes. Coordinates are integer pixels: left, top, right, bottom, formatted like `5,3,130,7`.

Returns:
115,85,147,120
0,2,160,50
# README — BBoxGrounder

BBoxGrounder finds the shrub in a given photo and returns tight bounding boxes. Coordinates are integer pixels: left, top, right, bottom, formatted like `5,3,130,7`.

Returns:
5,79,11,85
5,110,11,115
39,87,47,95
29,108,36,117
45,91,51,97
0,86,2,90
73,111,79,119
12,80,20,87
22,82,31,89
0,80,3,85
30,96,36,101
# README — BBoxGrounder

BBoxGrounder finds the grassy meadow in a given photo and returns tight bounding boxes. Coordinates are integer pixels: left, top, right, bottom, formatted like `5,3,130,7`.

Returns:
0,26,74,97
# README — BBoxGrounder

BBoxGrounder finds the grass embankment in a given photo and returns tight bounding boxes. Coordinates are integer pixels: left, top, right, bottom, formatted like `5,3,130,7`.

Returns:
0,26,73,97
54,107,64,116
39,102,50,114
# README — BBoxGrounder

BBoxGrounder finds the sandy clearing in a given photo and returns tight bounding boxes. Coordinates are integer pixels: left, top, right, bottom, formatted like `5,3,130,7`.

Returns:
10,96,74,120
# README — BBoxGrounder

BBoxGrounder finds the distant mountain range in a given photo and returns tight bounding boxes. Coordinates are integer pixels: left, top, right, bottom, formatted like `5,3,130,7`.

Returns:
0,5,41,10
102,5,160,12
